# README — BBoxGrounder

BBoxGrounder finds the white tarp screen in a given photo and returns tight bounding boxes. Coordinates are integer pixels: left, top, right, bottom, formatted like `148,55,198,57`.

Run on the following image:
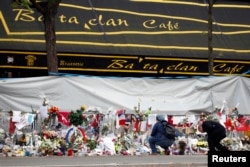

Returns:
0,76,250,115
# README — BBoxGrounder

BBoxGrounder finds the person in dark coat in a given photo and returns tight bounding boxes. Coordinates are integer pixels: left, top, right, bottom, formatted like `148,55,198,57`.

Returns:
198,120,229,151
149,115,175,155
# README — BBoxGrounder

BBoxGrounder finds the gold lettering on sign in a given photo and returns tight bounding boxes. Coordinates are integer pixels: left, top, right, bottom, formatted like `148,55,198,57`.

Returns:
13,9,35,22
59,15,67,23
13,9,44,22
68,16,79,24
143,63,158,70
25,55,36,66
213,63,244,74
38,16,44,22
60,60,84,67
88,14,128,27
107,60,134,69
166,62,197,71
143,19,179,30
59,15,80,24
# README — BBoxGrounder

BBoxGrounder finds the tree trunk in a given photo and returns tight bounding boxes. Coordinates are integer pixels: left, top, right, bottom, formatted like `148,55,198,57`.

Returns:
29,0,61,74
44,8,58,74
208,0,213,76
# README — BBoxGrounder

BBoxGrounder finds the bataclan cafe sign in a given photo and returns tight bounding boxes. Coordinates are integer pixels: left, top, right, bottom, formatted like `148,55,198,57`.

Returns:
0,1,249,77
0,51,249,77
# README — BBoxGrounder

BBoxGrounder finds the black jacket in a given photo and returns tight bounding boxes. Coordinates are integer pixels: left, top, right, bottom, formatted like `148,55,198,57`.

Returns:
202,120,226,137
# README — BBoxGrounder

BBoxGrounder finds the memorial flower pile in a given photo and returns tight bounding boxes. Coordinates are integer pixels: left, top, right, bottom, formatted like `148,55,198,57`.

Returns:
2,98,250,158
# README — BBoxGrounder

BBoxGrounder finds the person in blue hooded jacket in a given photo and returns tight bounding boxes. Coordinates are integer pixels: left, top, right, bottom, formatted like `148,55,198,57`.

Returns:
148,115,175,155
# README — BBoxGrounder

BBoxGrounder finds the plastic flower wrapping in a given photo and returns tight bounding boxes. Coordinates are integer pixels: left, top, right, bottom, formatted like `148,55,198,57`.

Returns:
42,130,59,139
219,136,250,151
2,145,11,153
221,137,233,147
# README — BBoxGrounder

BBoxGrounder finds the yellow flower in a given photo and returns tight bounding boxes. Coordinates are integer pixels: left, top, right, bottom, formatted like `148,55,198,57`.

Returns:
81,105,87,111
196,141,208,147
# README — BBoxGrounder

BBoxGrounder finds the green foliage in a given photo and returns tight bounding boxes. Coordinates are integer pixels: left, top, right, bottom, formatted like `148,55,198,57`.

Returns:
101,125,109,135
67,142,74,149
86,139,97,150
68,109,84,126
11,0,32,9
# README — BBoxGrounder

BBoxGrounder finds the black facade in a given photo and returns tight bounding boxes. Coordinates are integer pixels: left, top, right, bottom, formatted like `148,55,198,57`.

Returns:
0,0,249,77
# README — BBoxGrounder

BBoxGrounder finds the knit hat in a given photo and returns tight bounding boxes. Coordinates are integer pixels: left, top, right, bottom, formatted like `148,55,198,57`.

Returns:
156,115,165,121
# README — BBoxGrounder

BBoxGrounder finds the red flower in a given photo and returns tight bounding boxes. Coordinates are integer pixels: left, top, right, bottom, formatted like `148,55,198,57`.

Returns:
49,106,59,113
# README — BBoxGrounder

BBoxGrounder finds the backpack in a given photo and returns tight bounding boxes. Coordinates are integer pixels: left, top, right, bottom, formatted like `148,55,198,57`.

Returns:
161,120,176,139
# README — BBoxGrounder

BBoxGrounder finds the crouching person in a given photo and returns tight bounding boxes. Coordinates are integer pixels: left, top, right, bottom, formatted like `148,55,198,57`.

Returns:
149,115,174,155
198,120,229,151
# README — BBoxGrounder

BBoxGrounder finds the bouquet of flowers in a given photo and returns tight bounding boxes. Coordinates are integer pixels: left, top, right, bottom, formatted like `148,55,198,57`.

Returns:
42,130,58,139
221,137,233,147
190,140,208,154
48,106,59,117
38,138,59,156
196,141,208,148
74,136,84,149
2,145,11,154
